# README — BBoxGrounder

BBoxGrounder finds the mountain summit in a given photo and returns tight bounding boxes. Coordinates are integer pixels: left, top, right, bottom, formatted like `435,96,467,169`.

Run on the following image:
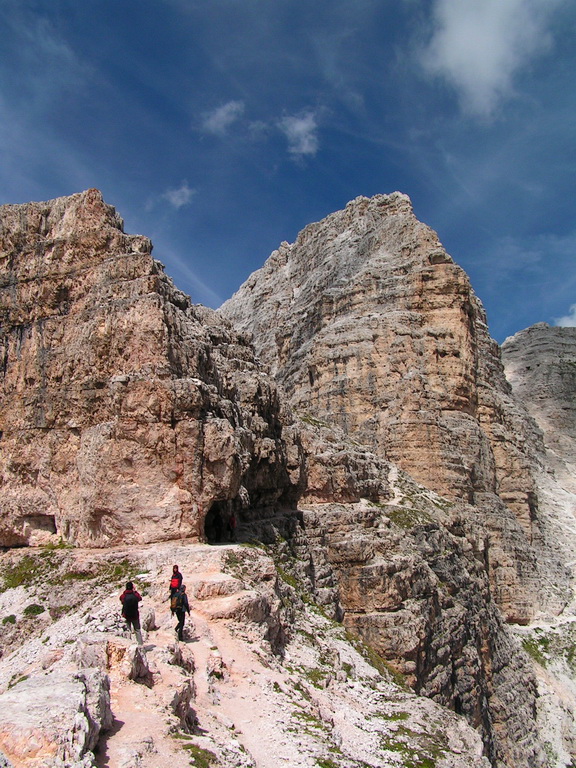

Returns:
1,190,575,768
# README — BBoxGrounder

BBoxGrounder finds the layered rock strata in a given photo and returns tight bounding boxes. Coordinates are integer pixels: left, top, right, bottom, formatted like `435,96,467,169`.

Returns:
0,189,297,547
502,324,576,764
221,193,570,622
502,323,576,579
274,455,546,768
502,323,576,477
0,190,570,767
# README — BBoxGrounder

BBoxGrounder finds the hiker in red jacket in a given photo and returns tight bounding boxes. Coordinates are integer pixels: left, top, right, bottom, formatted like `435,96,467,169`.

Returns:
169,564,183,614
119,581,143,646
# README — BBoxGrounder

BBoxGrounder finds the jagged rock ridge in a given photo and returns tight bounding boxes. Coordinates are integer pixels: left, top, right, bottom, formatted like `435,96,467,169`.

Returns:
221,192,570,623
0,189,298,547
0,190,574,768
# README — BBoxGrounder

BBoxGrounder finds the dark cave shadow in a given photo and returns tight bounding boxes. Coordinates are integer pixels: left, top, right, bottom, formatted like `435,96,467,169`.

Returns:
93,717,125,768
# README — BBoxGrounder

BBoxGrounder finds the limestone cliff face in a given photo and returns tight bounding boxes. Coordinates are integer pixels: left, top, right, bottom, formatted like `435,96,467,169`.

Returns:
502,323,576,472
501,325,576,767
0,189,296,547
1,190,571,768
221,193,569,622
221,194,518,502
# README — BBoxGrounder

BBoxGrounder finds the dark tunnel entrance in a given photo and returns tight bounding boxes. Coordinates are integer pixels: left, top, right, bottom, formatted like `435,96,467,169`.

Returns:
204,500,237,544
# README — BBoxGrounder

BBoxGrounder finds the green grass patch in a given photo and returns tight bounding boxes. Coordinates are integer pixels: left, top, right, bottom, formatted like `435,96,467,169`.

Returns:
345,629,408,689
522,637,549,667
1,555,41,591
2,614,16,625
181,743,217,767
8,674,29,689
23,603,45,617
1,552,141,596
49,605,73,619
378,710,410,721
276,565,299,589
62,570,94,581
386,506,433,529
299,413,332,429
302,667,328,687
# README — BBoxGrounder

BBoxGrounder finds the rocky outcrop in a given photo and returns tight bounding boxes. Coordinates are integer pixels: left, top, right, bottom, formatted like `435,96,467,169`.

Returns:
502,323,576,583
501,324,576,765
2,190,573,767
0,189,298,547
502,323,576,475
277,470,546,768
0,543,491,768
221,193,570,622
221,194,525,504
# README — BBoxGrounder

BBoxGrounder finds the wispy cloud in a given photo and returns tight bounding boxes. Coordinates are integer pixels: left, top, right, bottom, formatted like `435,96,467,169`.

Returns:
202,100,245,135
554,304,576,328
421,0,564,116
162,181,196,209
154,242,224,308
199,101,320,160
278,111,319,158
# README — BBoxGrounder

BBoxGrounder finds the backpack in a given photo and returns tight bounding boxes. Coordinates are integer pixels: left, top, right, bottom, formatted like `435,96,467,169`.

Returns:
122,592,139,619
171,591,183,612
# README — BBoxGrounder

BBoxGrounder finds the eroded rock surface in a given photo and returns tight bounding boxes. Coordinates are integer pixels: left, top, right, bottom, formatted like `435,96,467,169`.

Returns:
221,193,570,622
1,190,574,768
0,544,490,768
0,190,296,547
502,324,576,480
502,324,576,765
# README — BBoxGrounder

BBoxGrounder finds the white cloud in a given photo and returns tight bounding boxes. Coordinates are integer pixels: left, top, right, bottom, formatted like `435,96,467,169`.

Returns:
202,100,245,135
278,111,319,157
421,0,563,116
554,303,576,328
162,181,196,209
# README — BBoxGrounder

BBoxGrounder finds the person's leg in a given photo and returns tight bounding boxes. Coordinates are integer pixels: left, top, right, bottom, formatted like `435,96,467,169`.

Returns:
133,615,143,646
126,616,143,645
176,610,185,640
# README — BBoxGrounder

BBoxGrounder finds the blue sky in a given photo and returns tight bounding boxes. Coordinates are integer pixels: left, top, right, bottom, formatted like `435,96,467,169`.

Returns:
1,0,575,342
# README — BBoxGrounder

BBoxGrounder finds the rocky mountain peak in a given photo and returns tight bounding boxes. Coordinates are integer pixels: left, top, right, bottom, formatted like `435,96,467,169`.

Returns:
0,190,298,548
1,190,576,768
222,192,569,623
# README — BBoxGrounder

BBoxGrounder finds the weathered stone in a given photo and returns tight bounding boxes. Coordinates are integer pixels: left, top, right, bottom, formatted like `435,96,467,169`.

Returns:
0,190,297,547
0,670,110,767
221,192,570,622
2,189,574,768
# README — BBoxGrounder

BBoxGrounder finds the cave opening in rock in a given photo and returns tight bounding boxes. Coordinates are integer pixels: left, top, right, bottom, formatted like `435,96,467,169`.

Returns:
204,500,237,544
23,514,57,534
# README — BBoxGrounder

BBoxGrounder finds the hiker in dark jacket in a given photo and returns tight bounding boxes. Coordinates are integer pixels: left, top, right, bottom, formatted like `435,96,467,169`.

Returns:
174,584,191,641
119,581,143,646
169,564,183,614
